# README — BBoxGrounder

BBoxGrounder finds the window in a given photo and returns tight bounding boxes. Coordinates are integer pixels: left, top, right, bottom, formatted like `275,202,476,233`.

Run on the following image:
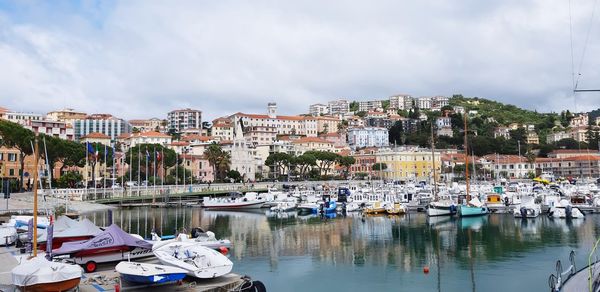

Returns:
9,169,14,176
8,153,17,161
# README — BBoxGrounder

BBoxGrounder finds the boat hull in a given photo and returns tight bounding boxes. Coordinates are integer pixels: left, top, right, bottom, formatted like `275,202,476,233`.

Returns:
121,273,186,284
427,204,457,217
17,278,81,292
202,201,264,210
459,205,489,217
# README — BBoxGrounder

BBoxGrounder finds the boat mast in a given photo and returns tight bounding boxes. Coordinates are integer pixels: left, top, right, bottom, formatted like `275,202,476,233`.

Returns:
464,114,470,201
431,122,438,201
32,135,40,256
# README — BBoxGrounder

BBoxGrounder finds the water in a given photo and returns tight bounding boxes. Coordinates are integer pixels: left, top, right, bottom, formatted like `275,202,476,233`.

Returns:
85,208,600,291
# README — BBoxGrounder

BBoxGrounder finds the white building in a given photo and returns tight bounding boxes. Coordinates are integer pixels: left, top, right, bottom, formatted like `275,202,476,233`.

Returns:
347,127,389,149
309,103,329,116
74,114,132,141
129,118,165,132
569,114,589,128
167,108,202,133
118,131,172,149
416,97,432,109
546,131,570,144
358,100,383,112
24,120,75,141
431,96,450,110
389,95,413,110
2,111,43,124
328,99,350,115
436,117,453,137
225,119,258,181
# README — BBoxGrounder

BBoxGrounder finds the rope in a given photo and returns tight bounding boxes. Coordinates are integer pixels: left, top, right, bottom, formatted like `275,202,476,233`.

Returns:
574,0,600,90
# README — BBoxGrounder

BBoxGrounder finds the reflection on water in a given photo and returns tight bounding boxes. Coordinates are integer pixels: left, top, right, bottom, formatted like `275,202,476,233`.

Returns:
84,208,600,292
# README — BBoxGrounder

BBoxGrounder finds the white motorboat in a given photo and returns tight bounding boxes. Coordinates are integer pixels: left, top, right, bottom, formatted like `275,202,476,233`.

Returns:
12,256,82,291
152,231,232,251
345,202,362,212
427,200,457,217
548,200,585,219
116,261,188,284
202,192,265,210
153,241,233,279
513,197,541,218
297,203,319,214
0,225,17,246
270,201,297,212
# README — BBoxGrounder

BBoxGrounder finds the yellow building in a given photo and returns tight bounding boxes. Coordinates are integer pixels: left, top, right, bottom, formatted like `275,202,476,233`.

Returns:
375,149,442,182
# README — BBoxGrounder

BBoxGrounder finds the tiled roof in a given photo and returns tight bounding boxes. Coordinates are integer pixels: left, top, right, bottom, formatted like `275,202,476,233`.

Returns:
292,137,333,144
82,132,110,139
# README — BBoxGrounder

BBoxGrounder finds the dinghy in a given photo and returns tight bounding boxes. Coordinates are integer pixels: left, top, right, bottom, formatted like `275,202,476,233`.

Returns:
38,216,102,250
116,261,187,284
12,256,82,292
152,231,232,251
0,225,17,246
153,241,233,279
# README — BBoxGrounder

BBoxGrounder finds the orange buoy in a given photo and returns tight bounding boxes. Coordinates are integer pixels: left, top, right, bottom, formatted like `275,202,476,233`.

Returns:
423,266,430,274
219,246,229,255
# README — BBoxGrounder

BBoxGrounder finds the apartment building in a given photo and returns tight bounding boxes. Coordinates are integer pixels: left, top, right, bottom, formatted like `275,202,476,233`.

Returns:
73,114,132,141
167,108,202,133
347,127,389,149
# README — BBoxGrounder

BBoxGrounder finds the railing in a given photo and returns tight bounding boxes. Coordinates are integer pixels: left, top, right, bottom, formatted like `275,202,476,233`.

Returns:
43,180,358,202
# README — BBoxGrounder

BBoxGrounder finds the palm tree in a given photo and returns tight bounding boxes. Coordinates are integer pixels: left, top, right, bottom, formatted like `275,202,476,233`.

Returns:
204,143,230,181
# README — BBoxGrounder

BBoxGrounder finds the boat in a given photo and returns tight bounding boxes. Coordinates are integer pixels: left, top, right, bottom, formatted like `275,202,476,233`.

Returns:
7,215,50,230
0,225,17,246
202,192,265,210
152,229,232,251
116,261,188,284
297,203,319,214
548,200,585,219
322,200,337,214
548,249,600,292
38,216,102,250
364,201,386,215
270,201,297,212
345,202,362,212
52,224,154,272
427,200,457,217
513,197,541,218
385,202,406,215
153,241,233,279
12,256,82,292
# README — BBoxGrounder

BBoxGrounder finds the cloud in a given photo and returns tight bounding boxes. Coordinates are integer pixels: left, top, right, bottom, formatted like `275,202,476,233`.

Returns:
0,0,599,122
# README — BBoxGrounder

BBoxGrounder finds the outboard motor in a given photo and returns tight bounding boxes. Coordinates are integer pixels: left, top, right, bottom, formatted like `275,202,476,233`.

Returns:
520,207,527,218
449,205,457,214
565,205,573,218
504,197,510,207
191,227,206,238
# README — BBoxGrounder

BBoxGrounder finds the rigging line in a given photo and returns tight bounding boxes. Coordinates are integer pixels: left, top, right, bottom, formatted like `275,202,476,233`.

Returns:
574,0,600,90
569,0,576,91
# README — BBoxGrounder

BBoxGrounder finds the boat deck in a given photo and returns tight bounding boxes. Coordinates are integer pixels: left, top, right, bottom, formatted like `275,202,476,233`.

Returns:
560,261,600,292
0,246,247,292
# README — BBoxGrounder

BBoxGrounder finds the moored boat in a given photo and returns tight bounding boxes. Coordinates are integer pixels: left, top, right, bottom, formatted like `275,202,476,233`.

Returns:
0,225,17,246
386,202,406,215
364,201,386,215
548,200,585,219
153,241,233,279
116,261,188,284
427,200,457,217
12,256,82,292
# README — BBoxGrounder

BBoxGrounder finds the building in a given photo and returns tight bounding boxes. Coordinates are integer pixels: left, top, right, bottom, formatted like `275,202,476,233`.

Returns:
167,108,202,133
23,119,75,140
568,127,589,143
212,117,234,141
547,149,600,159
73,114,131,141
179,154,214,183
535,156,600,178
2,111,43,124
309,103,329,116
230,103,317,138
569,113,589,128
315,116,341,134
595,116,600,126
481,154,533,179
375,148,442,182
292,137,335,153
525,132,539,145
416,97,432,109
453,106,465,115
430,96,450,110
46,108,87,125
389,95,413,110
327,99,350,115
81,132,112,146
436,116,453,137
347,127,389,149
129,118,165,133
225,119,258,181
358,100,383,112
546,131,570,144
118,131,172,149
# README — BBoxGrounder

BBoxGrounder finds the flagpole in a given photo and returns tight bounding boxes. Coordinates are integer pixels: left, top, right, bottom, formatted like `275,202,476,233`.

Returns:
175,152,179,189
183,152,186,192
153,145,156,204
85,142,88,195
129,146,133,197
161,147,164,191
145,146,148,198
103,144,107,198
94,144,97,198
137,145,141,196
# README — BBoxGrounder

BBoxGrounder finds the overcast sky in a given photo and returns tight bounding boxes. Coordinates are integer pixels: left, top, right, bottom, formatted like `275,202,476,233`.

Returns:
1,0,599,121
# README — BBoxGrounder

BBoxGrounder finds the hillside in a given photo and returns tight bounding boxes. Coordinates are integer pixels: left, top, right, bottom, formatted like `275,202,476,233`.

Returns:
448,95,558,126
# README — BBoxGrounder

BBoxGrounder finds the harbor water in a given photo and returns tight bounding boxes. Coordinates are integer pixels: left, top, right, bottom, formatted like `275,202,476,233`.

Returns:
85,207,600,291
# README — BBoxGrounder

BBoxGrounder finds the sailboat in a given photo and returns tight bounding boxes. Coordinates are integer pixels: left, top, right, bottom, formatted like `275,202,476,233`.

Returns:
458,114,489,217
427,123,457,217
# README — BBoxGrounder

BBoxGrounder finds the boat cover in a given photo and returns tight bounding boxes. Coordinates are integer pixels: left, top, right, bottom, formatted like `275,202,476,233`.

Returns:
39,216,102,242
468,197,484,208
53,224,152,256
12,256,82,286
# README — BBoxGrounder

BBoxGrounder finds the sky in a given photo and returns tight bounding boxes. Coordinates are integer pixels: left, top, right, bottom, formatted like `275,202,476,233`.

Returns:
0,0,599,122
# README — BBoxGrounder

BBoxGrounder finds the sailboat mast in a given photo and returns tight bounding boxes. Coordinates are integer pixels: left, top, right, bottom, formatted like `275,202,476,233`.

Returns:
464,114,470,201
32,135,40,256
431,122,438,200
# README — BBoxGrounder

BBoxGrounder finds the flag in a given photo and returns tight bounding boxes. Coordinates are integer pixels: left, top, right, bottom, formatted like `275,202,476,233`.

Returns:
86,143,95,155
146,149,150,159
156,151,161,162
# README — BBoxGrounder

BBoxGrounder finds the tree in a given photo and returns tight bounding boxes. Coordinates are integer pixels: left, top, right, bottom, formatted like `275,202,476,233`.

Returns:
169,166,192,184
356,111,367,118
295,153,316,179
0,120,34,191
125,144,177,184
556,138,585,149
372,162,387,171
226,170,242,182
337,156,356,179
265,152,293,179
57,171,83,188
306,151,339,177
349,101,359,112
204,143,231,181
